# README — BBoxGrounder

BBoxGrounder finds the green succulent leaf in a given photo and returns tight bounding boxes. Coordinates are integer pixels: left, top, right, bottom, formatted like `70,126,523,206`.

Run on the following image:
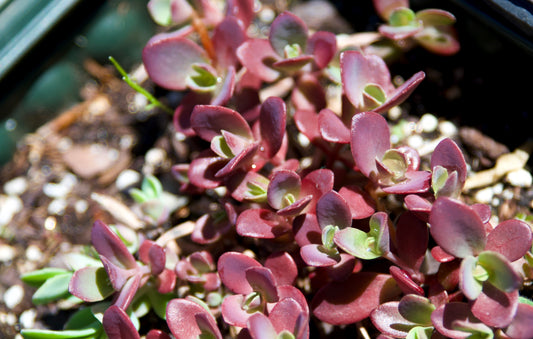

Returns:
431,165,448,195
21,268,70,288
141,175,163,200
406,326,433,339
129,188,149,203
322,225,339,250
147,289,175,320
32,273,72,305
64,307,101,331
20,327,101,339
363,84,387,108
334,227,382,260
186,64,218,92
398,295,435,325
278,331,296,339
389,8,418,27
460,255,483,300
211,135,235,158
69,267,114,303
477,251,522,293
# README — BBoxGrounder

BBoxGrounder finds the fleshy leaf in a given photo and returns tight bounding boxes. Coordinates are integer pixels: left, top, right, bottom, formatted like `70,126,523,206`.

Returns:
415,25,460,55
300,244,341,267
166,298,222,339
485,219,533,262
431,302,484,338
398,294,435,325
312,272,400,325
306,31,337,69
103,305,140,339
236,208,291,239
316,190,352,230
372,0,409,21
191,105,253,142
142,34,208,91
477,250,522,293
335,227,381,260
218,252,262,295
459,255,483,300
318,108,350,144
245,267,279,303
267,170,302,210
247,312,278,339
395,211,428,270
268,297,307,335
147,0,173,26
370,301,417,337
429,197,486,258
350,112,390,178
212,16,247,69
236,39,280,82
504,302,533,338
260,96,287,158
91,220,137,270
69,266,114,302
31,272,72,305
471,283,518,328
269,11,308,57
21,268,71,288
264,252,298,287
416,9,456,26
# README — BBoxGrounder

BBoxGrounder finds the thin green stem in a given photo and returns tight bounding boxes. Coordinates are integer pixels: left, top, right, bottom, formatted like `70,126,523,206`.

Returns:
108,56,173,114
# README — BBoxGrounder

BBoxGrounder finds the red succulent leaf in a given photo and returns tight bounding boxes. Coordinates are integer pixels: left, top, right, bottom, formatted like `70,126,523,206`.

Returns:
264,252,298,286
245,267,279,303
429,197,487,258
293,213,322,247
471,283,518,328
338,186,376,219
371,301,416,338
236,208,291,239
211,66,236,106
415,25,460,55
306,31,337,70
291,73,327,111
372,0,409,21
486,219,533,262
188,153,226,189
218,252,262,294
277,285,310,317
259,96,287,158
103,305,140,339
166,298,222,339
247,312,277,339
431,302,485,339
156,269,177,294
373,71,425,114
324,253,361,281
269,11,308,57
237,39,280,82
341,51,394,111
215,142,260,177
269,297,308,336
191,105,253,141
404,194,432,222
311,272,401,325
267,170,302,210
416,8,456,26
504,302,533,338
221,293,256,327
316,190,352,230
294,109,321,142
226,0,255,28
91,220,137,270
379,22,423,40
300,169,335,209
395,211,428,270
300,244,341,267
68,266,114,302
272,55,314,72
431,246,456,263
142,33,208,91
318,108,350,144
381,170,431,194
113,273,142,310
212,16,247,69
389,266,424,296
173,91,212,136
146,329,171,339
139,240,166,276
431,138,467,185
350,112,390,178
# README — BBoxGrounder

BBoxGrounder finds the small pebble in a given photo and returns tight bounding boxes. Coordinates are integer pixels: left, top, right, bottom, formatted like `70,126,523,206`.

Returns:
418,113,439,133
438,120,458,137
48,198,67,215
3,285,24,309
407,134,424,149
0,244,15,262
145,148,166,166
0,312,17,326
19,309,36,329
297,133,310,147
474,187,494,204
43,183,71,199
75,199,89,214
26,245,42,262
388,106,402,120
116,169,142,191
3,177,27,196
506,169,532,187
0,195,23,226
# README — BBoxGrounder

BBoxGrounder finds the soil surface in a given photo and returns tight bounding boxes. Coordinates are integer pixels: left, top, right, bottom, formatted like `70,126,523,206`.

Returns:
1,1,533,338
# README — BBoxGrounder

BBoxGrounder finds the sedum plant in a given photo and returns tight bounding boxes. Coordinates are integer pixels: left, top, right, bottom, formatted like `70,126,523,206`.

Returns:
19,1,533,338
